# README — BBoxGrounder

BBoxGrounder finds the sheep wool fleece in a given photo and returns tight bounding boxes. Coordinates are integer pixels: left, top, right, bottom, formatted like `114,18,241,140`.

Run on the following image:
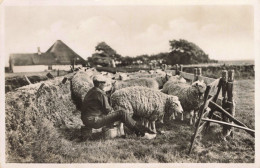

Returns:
166,82,202,112
113,78,160,91
111,86,179,122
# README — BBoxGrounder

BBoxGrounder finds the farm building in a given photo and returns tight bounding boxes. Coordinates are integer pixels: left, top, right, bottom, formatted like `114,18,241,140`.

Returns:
9,40,87,73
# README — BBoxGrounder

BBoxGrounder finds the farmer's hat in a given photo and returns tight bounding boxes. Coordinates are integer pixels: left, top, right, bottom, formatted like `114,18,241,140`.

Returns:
93,74,107,83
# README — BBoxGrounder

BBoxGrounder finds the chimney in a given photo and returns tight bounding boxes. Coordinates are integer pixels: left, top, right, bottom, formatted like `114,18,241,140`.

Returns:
37,47,41,55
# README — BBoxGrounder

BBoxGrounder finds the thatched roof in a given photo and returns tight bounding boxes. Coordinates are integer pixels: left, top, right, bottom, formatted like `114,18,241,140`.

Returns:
10,40,86,66
10,53,54,66
46,40,86,65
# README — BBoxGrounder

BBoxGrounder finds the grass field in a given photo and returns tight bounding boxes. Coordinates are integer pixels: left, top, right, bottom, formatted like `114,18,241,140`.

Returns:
6,78,255,163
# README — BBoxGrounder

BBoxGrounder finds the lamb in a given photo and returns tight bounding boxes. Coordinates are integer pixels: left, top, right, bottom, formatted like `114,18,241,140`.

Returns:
111,86,183,134
162,80,206,125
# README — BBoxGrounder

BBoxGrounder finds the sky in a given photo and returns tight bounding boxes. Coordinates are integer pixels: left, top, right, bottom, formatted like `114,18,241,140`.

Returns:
3,5,254,66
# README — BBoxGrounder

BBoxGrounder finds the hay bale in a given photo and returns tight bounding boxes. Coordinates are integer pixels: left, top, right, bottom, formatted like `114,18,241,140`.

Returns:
5,74,83,161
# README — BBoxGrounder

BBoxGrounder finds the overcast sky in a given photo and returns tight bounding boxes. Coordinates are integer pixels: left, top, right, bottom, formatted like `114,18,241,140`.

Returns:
4,5,254,66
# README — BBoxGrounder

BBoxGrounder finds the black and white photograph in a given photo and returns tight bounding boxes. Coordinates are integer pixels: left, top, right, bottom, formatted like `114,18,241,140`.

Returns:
0,0,259,167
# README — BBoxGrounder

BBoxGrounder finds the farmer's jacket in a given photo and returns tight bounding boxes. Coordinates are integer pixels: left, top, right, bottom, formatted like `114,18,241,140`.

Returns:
81,87,113,121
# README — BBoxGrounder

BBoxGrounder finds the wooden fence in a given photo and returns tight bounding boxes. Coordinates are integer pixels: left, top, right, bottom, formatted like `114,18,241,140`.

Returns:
167,64,255,154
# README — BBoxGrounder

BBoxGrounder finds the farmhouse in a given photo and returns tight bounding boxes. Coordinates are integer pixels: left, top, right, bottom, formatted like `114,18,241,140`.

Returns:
9,40,87,72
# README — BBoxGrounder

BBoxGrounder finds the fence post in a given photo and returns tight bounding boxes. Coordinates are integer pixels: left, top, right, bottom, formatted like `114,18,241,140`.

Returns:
193,68,198,82
176,64,180,75
57,69,60,76
179,64,183,73
197,68,202,81
221,70,228,136
9,58,14,73
224,70,235,138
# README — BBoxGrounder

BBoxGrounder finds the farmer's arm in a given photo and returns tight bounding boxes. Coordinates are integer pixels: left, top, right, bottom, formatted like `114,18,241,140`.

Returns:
100,93,114,115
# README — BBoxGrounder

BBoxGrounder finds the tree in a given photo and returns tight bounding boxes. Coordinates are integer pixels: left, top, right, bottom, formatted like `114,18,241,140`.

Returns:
95,42,117,58
91,42,120,67
167,39,210,65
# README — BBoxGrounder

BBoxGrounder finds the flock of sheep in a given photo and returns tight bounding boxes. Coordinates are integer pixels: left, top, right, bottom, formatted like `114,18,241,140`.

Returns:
71,67,207,137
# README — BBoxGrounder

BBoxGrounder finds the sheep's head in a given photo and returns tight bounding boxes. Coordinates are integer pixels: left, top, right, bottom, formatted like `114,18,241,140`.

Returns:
164,96,183,122
192,80,207,95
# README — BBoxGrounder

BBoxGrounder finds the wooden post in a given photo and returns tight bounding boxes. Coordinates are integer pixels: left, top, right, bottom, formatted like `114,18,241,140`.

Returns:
24,75,32,85
221,70,229,136
57,69,60,76
188,85,212,154
72,58,76,70
180,64,183,72
9,57,14,73
48,65,52,70
176,64,179,75
193,68,198,82
204,79,222,131
197,68,202,81
224,70,235,138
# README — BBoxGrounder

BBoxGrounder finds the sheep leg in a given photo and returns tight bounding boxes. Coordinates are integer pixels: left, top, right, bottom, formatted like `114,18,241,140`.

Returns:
148,121,152,130
118,122,125,136
181,113,184,121
141,118,145,126
151,121,157,133
193,110,198,126
170,114,175,120
189,110,194,125
144,119,149,128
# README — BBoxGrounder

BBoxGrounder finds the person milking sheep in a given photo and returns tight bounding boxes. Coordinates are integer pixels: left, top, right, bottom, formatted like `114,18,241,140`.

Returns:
80,74,156,139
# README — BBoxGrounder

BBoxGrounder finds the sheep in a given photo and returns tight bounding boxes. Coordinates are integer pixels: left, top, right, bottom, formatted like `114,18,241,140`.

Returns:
110,74,171,93
110,78,159,93
161,75,186,93
71,71,94,108
162,80,206,125
155,73,172,89
112,72,130,80
111,86,183,134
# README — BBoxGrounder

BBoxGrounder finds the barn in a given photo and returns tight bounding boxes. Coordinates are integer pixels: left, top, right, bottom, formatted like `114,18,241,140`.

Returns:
9,40,87,73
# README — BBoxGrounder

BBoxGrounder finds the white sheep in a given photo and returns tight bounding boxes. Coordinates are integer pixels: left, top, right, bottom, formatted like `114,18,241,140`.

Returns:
111,78,159,93
110,74,171,93
161,75,186,93
111,86,183,134
112,72,130,80
71,71,94,108
162,80,206,125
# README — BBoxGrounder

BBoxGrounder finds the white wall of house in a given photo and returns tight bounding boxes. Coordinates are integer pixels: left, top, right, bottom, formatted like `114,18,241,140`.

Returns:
12,65,82,73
